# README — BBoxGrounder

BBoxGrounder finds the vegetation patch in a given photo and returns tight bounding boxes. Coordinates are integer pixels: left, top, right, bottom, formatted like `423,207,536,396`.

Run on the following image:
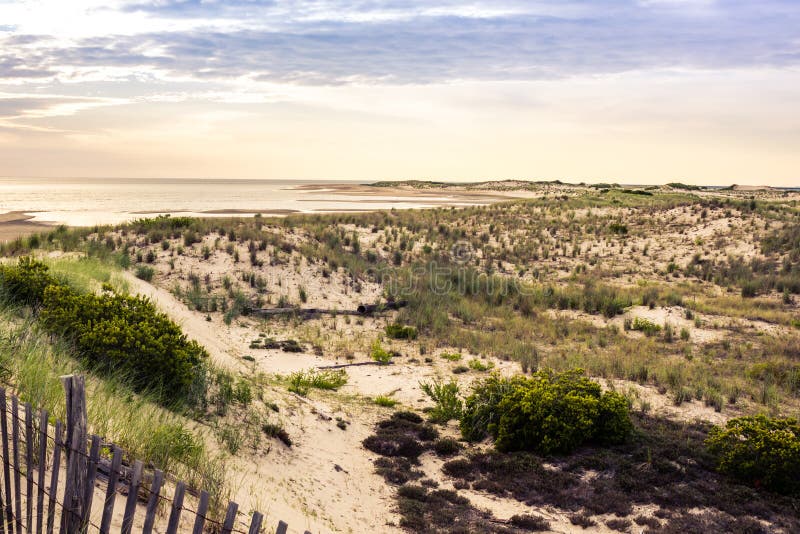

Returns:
287,368,348,396
460,369,632,454
385,323,418,340
0,258,208,404
706,415,800,495
440,414,800,533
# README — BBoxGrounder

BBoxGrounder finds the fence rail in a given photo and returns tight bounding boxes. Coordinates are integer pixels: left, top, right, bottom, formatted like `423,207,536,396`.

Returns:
0,377,311,534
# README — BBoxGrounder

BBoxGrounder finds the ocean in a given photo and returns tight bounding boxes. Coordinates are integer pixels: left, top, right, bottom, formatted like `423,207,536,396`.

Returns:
0,177,482,227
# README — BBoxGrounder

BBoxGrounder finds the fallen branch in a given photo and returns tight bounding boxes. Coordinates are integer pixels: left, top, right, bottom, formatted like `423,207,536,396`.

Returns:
317,361,393,370
245,300,408,318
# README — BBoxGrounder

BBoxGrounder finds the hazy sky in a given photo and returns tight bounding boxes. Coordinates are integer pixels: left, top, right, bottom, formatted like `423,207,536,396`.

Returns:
1,0,799,185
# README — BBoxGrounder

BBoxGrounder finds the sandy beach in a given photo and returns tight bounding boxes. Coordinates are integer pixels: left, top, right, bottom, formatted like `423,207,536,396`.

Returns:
0,211,53,242
0,181,529,242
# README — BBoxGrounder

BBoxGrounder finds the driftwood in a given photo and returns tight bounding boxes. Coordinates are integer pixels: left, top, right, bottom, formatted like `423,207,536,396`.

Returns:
246,300,408,318
317,361,394,370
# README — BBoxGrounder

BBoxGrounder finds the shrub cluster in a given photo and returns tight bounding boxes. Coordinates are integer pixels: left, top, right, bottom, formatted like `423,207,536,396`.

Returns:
287,368,348,396
1,258,208,404
460,369,632,454
0,256,58,306
630,317,661,336
706,415,800,495
385,323,418,340
419,379,462,423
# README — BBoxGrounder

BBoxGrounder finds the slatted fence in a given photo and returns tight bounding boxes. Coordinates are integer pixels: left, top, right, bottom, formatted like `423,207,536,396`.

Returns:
0,376,311,534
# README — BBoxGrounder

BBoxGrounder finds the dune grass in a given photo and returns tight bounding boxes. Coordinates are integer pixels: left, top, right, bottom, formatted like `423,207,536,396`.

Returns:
0,306,225,494
42,256,130,294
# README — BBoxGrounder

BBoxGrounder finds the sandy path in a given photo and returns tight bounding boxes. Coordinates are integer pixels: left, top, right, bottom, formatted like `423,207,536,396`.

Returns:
124,272,246,371
123,272,401,534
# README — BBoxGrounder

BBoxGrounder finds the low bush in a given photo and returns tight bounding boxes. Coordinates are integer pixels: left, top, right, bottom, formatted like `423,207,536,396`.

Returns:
363,411,438,460
433,437,461,457
262,421,292,447
135,265,155,281
374,395,398,407
385,323,418,340
510,514,550,531
420,379,462,423
467,359,494,372
706,415,800,494
0,257,59,306
459,374,528,442
439,352,462,362
631,317,661,336
460,369,632,454
287,368,348,396
40,284,208,403
371,339,392,364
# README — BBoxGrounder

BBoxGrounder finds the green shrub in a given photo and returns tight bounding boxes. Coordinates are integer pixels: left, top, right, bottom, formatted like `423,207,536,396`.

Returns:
39,284,208,403
631,317,661,336
433,437,461,457
135,265,155,282
462,369,632,454
706,415,800,494
287,369,348,396
609,223,628,235
0,257,60,306
420,379,462,423
467,359,494,372
371,340,392,364
741,281,759,298
374,395,398,408
460,374,527,442
1,259,207,404
385,323,418,340
439,352,462,362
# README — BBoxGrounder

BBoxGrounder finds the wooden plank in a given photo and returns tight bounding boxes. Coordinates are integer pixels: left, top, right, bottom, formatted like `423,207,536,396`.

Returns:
190,491,209,534
275,520,288,534
35,409,47,534
0,400,4,534
0,389,13,534
11,396,21,533
60,376,87,534
80,435,100,532
98,446,122,534
141,469,163,534
164,481,185,534
45,421,62,534
247,511,263,534
221,501,238,534
24,404,32,533
121,460,143,534
59,427,80,534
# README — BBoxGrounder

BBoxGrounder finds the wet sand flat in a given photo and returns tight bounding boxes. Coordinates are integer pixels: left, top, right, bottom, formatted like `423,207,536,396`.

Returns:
0,212,52,242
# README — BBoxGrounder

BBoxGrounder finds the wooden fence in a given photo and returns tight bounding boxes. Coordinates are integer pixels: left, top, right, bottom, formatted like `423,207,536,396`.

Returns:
0,376,312,534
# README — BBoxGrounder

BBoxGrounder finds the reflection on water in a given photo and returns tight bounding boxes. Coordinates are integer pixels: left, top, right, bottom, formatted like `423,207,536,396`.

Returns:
0,178,486,226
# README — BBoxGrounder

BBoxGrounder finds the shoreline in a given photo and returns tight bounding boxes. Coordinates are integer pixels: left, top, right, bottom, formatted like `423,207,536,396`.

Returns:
0,183,526,242
0,212,55,243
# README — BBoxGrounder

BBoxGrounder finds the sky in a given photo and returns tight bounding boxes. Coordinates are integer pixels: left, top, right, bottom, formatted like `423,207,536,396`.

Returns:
0,0,799,185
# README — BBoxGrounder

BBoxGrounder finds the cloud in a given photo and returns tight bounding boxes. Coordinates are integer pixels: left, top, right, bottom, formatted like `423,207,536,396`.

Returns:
0,0,797,88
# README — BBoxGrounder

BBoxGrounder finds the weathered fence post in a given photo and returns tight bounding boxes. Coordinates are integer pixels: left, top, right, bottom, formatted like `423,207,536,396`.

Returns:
60,375,87,533
0,388,13,534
